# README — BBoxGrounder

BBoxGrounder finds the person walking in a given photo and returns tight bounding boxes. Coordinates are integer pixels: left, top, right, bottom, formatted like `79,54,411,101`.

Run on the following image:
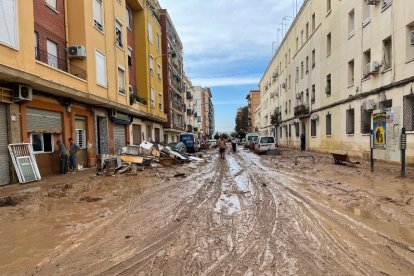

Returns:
56,140,68,175
218,137,226,159
68,137,80,173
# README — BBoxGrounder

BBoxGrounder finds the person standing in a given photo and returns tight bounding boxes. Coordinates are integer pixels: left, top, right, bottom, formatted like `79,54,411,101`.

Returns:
218,137,226,159
68,137,80,173
56,140,67,175
300,134,306,151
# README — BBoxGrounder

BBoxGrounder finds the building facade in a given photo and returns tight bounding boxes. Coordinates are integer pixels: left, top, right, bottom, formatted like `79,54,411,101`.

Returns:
0,0,168,184
193,86,214,141
183,74,200,138
160,9,186,143
259,0,414,164
246,89,260,133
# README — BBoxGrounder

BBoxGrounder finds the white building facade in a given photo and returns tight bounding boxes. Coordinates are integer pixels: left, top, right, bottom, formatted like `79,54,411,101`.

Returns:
259,0,414,164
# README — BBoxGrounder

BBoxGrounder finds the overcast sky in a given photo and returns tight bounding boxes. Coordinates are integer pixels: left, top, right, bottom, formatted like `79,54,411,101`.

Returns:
158,0,301,132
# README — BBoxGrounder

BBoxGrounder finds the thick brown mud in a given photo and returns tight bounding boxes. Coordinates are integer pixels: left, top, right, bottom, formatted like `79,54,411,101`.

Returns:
0,149,413,275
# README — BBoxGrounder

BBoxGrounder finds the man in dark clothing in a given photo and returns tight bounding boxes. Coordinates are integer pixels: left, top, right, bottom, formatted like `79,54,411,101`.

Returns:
56,140,67,174
68,137,80,173
300,134,306,151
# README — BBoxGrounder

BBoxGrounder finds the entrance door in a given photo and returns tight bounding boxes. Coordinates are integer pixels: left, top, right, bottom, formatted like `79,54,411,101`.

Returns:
132,124,142,145
75,116,87,167
302,122,307,150
0,104,10,185
154,128,160,143
97,116,108,154
146,125,152,141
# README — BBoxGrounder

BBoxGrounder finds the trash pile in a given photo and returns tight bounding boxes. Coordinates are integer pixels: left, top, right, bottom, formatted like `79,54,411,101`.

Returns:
97,141,203,176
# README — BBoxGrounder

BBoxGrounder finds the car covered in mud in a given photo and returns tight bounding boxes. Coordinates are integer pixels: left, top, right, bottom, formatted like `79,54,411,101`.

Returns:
254,136,276,154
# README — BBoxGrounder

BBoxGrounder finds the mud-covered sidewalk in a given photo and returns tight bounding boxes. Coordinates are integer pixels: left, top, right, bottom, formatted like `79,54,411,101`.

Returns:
0,148,413,275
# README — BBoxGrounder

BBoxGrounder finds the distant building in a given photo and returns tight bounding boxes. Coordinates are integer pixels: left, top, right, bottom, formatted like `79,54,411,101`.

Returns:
246,89,260,133
193,86,214,141
259,0,414,164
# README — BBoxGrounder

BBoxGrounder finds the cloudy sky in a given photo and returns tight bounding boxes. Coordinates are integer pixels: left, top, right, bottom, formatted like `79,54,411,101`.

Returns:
158,0,302,133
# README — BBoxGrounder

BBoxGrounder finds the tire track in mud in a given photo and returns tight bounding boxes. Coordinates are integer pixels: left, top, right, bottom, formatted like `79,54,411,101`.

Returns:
96,157,227,275
238,150,414,275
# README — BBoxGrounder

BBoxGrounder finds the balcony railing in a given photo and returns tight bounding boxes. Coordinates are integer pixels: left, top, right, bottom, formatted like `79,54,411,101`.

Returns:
35,47,87,80
294,104,310,116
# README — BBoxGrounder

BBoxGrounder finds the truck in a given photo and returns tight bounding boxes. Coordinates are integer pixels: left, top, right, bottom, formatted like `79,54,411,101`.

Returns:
179,133,198,153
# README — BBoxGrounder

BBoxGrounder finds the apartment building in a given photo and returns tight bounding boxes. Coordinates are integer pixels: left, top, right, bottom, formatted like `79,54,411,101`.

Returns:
0,0,167,183
193,86,214,141
159,9,186,143
259,0,414,164
183,74,200,138
246,89,260,133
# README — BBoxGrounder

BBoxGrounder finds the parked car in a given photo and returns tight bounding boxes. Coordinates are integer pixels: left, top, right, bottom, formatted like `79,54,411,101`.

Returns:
244,133,259,148
179,133,197,153
248,136,258,150
255,136,277,154
207,139,217,148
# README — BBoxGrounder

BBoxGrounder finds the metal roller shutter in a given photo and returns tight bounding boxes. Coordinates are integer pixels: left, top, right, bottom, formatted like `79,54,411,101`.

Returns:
26,108,62,133
0,104,10,185
113,124,126,153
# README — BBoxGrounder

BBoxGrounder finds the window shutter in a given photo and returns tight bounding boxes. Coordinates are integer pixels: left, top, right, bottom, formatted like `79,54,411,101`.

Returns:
45,0,57,9
0,0,18,48
93,0,102,25
95,51,106,85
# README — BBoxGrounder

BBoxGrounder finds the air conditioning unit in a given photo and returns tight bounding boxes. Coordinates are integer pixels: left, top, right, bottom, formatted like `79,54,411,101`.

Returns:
366,0,379,5
68,45,86,58
367,61,380,74
295,93,301,99
311,113,319,120
13,84,32,102
109,109,117,118
362,99,376,110
281,83,286,89
410,30,414,46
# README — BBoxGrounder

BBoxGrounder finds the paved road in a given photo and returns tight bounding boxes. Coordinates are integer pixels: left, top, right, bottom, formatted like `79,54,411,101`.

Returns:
35,149,414,275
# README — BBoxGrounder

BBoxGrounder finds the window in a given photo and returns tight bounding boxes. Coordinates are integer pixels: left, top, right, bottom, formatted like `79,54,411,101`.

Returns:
348,9,355,37
95,50,107,86
312,13,316,31
126,8,131,29
288,49,291,62
45,0,57,9
383,37,392,70
403,95,414,131
31,133,53,153
301,62,304,79
363,1,371,24
306,89,309,105
306,56,309,74
326,74,331,96
280,127,283,138
115,20,123,47
311,119,317,137
406,23,414,61
158,93,163,110
363,49,371,78
288,124,292,138
295,122,300,137
301,30,304,45
306,22,309,39
327,0,331,12
326,113,332,136
311,84,315,103
128,48,133,67
150,87,155,108
327,33,331,56
46,39,58,68
289,100,291,114
148,21,153,43
379,99,392,110
346,108,355,135
76,129,86,149
93,0,103,31
149,55,154,75
34,32,39,59
361,108,372,134
296,37,299,51
311,49,316,69
156,33,160,52
296,67,299,83
348,60,354,86
157,64,161,81
0,0,18,48
118,67,125,94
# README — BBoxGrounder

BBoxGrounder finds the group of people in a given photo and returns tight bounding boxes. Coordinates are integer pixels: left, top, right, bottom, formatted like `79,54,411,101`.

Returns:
56,138,80,175
217,137,238,159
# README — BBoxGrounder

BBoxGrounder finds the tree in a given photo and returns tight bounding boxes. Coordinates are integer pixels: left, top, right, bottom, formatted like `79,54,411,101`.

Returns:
214,133,220,140
235,106,249,137
221,133,229,139
231,132,237,138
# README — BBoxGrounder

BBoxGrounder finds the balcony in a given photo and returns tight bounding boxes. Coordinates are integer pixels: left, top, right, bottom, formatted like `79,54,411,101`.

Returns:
35,47,87,80
186,91,193,100
294,104,310,117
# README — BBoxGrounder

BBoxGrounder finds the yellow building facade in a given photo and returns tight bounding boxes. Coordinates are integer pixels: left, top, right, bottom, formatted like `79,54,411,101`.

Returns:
0,0,167,183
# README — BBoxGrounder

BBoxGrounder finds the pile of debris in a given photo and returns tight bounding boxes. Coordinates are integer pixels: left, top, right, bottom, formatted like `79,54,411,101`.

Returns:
97,141,203,176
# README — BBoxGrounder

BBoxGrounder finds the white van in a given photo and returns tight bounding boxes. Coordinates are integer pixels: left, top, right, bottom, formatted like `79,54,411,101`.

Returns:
255,136,276,153
244,133,259,148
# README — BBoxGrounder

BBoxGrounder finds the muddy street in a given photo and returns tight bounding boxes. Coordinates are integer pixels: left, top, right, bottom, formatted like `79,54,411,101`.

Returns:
1,149,414,275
